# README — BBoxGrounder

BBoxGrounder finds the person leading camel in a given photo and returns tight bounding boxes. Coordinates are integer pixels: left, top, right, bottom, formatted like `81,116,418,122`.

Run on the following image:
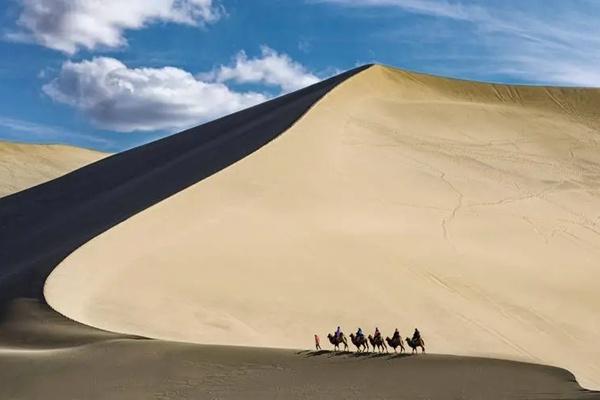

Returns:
314,334,321,350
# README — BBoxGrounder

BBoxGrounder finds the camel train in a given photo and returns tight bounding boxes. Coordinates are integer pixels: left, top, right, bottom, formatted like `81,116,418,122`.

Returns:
323,328,425,354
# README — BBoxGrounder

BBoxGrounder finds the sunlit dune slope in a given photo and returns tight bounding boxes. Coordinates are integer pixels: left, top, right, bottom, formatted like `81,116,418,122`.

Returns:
45,65,600,389
0,141,107,197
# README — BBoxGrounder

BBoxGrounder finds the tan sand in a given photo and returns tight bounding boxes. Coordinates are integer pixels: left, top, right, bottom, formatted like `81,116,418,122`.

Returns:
0,141,107,197
1,300,597,400
45,65,600,389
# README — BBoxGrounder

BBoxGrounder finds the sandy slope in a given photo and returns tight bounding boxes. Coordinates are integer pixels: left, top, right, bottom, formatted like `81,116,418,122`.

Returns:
1,301,597,400
45,65,600,388
0,141,107,197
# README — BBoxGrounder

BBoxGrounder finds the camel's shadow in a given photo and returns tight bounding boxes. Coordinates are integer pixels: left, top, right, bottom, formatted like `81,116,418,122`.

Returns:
298,350,414,360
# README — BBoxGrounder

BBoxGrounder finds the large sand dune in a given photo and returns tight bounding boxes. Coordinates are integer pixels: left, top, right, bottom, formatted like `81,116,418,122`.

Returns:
42,65,600,389
0,141,106,197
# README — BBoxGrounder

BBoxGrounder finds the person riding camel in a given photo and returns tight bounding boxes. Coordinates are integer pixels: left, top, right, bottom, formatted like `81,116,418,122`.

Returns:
374,327,381,340
412,328,421,343
393,328,400,340
356,327,364,341
335,326,342,340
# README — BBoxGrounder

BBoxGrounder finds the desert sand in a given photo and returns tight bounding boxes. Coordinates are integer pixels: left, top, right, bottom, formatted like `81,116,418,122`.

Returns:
1,300,597,400
39,65,600,390
0,141,106,197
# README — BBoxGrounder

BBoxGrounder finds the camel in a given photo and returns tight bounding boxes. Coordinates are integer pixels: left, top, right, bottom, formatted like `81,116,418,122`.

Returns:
405,337,426,354
368,334,388,353
349,333,369,352
327,332,349,351
385,335,405,353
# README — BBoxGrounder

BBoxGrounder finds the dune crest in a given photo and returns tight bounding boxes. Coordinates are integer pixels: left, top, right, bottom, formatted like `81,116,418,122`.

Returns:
44,65,600,389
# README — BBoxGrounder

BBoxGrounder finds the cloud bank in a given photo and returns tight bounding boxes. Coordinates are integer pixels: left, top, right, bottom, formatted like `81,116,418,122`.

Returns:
10,0,222,54
43,57,266,132
43,48,321,132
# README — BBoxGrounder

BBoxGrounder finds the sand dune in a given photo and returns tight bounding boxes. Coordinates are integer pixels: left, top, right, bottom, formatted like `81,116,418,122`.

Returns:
41,65,600,389
1,300,597,400
0,141,106,197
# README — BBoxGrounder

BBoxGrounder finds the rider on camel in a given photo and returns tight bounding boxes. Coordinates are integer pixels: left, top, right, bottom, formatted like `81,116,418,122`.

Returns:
412,328,421,343
335,326,342,340
374,327,381,340
393,328,400,340
356,327,364,341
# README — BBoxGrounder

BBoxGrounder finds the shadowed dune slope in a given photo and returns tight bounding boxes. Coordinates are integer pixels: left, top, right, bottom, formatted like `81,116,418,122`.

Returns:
0,65,369,305
45,65,600,389
0,141,106,198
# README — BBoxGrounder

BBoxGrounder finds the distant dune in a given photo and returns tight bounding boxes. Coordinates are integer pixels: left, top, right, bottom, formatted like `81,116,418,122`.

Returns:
0,141,107,197
1,64,600,398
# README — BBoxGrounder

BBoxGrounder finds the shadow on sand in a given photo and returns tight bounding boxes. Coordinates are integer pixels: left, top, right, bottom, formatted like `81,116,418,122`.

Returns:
297,350,413,360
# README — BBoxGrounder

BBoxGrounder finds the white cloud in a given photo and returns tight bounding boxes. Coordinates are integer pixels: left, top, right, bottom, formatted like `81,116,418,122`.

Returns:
9,0,222,54
204,46,320,92
42,48,321,132
43,57,267,132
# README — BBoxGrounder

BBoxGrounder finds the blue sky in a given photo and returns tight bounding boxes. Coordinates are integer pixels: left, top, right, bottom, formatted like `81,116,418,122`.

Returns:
0,0,599,152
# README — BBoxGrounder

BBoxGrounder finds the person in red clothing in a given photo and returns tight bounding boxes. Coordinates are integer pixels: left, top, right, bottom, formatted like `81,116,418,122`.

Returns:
314,334,322,350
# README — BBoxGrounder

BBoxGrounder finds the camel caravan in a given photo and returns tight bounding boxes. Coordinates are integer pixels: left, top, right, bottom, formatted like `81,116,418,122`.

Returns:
317,327,425,354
